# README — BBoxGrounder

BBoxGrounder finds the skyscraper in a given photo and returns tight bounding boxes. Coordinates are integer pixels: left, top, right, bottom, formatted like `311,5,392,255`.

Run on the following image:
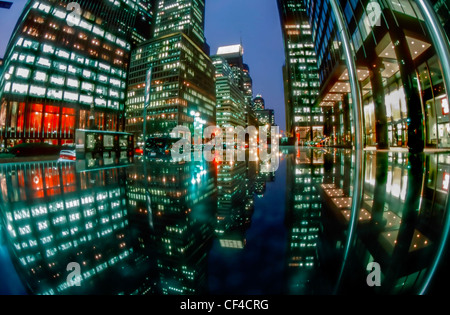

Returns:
212,56,247,130
126,0,215,142
153,0,208,53
216,44,257,129
0,0,155,148
253,94,265,111
277,0,323,144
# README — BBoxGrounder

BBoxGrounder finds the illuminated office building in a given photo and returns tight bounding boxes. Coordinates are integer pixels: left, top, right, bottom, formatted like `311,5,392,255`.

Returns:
153,0,208,53
212,56,247,130
253,94,265,111
126,0,215,142
0,0,155,148
216,44,257,128
277,0,323,143
242,64,254,107
0,162,142,294
302,0,450,151
256,109,275,127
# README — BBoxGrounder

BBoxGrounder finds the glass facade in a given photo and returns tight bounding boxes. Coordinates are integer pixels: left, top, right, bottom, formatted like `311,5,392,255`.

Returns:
0,0,154,148
301,0,449,151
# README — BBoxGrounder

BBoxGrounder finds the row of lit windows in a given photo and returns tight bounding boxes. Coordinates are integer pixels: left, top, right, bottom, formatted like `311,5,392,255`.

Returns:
32,1,130,51
13,37,127,79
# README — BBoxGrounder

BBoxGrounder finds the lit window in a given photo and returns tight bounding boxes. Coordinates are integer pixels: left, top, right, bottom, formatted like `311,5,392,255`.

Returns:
29,85,46,96
37,57,51,68
93,26,105,37
25,55,35,64
67,78,79,88
81,82,94,92
53,8,66,19
64,91,79,102
83,70,91,78
47,88,63,100
43,44,55,54
79,20,92,31
99,63,110,72
95,98,106,107
56,49,70,59
38,3,51,13
80,95,93,104
68,65,77,74
16,67,31,79
11,83,28,94
98,74,108,83
50,75,65,86
105,32,116,42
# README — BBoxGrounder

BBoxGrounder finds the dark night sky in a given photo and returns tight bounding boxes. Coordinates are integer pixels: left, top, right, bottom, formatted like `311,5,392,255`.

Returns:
0,0,28,59
205,0,286,132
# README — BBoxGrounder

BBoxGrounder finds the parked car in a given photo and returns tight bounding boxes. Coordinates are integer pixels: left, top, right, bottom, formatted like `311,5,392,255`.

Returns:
9,143,61,157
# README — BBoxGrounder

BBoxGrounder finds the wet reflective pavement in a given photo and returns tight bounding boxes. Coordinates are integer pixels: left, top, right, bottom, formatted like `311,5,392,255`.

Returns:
0,148,449,295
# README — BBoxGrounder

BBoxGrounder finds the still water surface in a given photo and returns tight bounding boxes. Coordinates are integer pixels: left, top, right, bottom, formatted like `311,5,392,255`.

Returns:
0,148,449,294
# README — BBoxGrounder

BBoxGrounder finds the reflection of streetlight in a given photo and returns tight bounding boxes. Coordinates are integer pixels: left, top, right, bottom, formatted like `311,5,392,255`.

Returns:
143,67,152,156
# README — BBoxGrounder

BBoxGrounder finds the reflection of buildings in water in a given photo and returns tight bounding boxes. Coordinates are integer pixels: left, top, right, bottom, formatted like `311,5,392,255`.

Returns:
0,161,148,295
127,159,217,295
285,149,323,294
319,151,448,294
216,161,253,249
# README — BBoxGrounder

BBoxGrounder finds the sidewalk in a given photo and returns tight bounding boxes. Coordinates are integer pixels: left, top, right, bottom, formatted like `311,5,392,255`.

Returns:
0,155,59,164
